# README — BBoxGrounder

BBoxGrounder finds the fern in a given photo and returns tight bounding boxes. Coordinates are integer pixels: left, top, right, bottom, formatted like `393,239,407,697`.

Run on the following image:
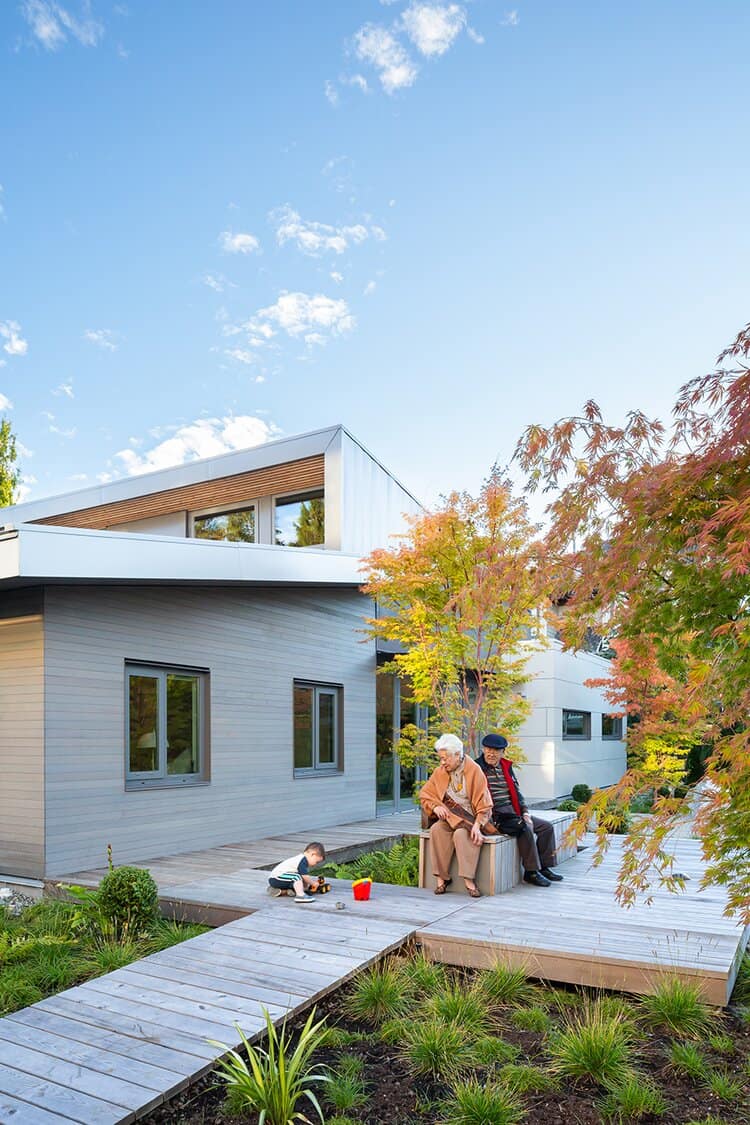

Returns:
330,838,420,887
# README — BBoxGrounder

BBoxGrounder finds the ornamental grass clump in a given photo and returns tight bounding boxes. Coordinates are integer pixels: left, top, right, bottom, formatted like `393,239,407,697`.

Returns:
210,1007,329,1125
669,1041,708,1082
705,1068,743,1102
598,1074,666,1122
471,1037,521,1067
640,978,715,1038
477,961,535,1007
439,1077,523,1125
399,950,448,996
509,1005,551,1033
325,1063,367,1114
427,981,493,1036
401,1018,475,1080
344,962,409,1025
548,1002,636,1087
498,1062,558,1094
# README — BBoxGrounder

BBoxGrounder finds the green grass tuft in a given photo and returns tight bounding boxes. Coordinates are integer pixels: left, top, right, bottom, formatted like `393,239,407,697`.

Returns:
398,950,449,996
598,1074,666,1122
427,982,492,1035
476,962,535,1007
640,978,715,1038
401,1018,476,1079
548,1002,635,1087
705,1068,743,1102
669,1041,708,1081
470,1037,521,1067
707,1032,734,1055
498,1063,558,1094
509,1005,551,1033
439,1077,523,1125
345,963,409,1025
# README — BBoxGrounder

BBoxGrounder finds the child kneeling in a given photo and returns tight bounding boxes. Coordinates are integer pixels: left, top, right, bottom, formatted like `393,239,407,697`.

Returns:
268,842,327,904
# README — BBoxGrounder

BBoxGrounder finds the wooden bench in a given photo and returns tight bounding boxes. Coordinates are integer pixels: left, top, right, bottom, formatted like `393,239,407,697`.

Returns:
418,810,577,896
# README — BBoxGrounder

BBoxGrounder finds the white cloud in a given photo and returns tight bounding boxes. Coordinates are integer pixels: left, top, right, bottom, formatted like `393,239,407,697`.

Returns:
0,393,12,411
83,328,118,351
1,320,28,356
330,270,344,284
271,205,374,256
53,382,74,398
203,273,233,293
115,415,279,477
22,1,103,51
467,26,485,44
225,348,256,365
401,3,466,57
49,423,77,438
354,24,418,94
363,280,377,296
501,10,520,27
324,80,339,107
220,230,260,255
69,473,88,481
251,292,355,345
17,442,33,458
342,73,369,94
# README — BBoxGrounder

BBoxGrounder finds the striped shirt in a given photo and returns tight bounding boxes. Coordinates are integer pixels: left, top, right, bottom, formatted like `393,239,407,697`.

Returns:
483,765,513,810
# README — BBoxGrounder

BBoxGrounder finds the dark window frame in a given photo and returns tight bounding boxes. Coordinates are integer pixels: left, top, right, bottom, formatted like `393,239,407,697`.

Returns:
125,661,210,790
293,679,343,777
562,708,591,741
601,713,624,740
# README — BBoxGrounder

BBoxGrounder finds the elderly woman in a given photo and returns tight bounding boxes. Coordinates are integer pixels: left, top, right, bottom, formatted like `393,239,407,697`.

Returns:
420,733,493,898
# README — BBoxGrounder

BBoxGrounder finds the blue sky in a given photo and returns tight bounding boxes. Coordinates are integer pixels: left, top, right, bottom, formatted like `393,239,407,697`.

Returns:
1,0,748,509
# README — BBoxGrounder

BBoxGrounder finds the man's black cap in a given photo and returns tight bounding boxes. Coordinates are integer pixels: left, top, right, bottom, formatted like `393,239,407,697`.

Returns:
481,734,508,751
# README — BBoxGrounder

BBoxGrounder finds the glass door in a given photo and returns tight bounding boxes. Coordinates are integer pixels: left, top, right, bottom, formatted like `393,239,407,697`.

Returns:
376,670,428,813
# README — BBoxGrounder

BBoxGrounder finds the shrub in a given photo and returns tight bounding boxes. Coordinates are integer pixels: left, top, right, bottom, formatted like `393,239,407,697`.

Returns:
427,982,492,1036
557,799,580,812
476,962,534,1007
571,784,592,803
548,1003,635,1087
509,1005,551,1032
439,1078,523,1125
669,1041,708,1081
498,1063,558,1094
401,1018,475,1079
96,866,159,939
345,963,409,1025
705,1068,743,1102
598,1075,666,1122
640,978,715,1038
210,1007,329,1125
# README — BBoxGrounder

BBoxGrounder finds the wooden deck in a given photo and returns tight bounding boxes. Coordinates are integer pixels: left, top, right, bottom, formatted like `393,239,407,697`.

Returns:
1,814,747,1122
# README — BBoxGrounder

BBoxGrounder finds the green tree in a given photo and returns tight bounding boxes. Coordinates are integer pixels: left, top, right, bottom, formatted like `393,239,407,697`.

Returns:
295,497,325,546
0,419,19,508
361,472,550,769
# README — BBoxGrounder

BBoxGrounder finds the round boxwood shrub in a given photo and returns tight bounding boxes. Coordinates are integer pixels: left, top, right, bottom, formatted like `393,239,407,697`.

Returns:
571,784,592,803
97,866,159,938
557,799,580,812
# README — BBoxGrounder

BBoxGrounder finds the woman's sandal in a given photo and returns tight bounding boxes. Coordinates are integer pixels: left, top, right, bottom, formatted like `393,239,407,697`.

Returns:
434,878,453,895
465,884,481,898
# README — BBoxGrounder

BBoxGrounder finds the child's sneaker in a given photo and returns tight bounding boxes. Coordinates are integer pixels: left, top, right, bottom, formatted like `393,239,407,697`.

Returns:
269,887,290,897
294,894,313,904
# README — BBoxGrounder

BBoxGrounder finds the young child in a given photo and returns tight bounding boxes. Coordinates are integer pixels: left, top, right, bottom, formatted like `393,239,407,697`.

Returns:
268,842,327,904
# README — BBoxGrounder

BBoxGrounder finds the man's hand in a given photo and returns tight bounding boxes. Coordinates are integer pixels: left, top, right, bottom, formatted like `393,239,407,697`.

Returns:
470,821,484,846
433,804,449,821
523,812,533,826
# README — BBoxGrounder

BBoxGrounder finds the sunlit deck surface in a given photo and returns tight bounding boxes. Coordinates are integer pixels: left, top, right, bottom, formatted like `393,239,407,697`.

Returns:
0,815,745,1123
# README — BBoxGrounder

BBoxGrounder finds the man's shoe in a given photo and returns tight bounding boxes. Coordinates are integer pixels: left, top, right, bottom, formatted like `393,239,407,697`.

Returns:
523,871,551,887
540,867,563,882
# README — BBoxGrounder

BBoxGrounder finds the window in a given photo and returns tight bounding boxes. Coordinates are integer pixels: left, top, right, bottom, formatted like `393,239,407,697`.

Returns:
193,505,256,543
293,681,342,774
275,491,325,547
602,713,624,740
126,664,209,788
562,709,591,740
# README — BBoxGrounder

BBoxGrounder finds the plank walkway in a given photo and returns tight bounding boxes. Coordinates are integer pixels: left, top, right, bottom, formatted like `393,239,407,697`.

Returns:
2,815,748,1123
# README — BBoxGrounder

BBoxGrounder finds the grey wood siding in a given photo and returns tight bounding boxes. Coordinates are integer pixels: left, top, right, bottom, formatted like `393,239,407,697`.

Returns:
0,616,45,877
43,585,376,875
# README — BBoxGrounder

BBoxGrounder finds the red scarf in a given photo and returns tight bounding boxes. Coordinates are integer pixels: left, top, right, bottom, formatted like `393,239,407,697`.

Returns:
499,758,522,815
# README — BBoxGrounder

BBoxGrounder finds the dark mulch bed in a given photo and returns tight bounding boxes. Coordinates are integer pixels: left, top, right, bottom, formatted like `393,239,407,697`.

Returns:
141,971,750,1125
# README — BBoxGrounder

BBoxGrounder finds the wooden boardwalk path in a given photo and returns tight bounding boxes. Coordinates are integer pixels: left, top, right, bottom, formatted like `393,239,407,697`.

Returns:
1,815,747,1122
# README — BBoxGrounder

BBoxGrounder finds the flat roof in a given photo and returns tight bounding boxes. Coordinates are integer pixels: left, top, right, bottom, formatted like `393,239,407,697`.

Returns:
0,524,364,590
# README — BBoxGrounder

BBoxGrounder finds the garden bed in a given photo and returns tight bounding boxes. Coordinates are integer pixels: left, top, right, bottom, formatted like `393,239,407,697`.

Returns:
140,945,750,1125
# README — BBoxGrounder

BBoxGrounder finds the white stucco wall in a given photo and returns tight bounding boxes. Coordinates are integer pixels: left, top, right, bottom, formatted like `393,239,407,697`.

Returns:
513,643,626,802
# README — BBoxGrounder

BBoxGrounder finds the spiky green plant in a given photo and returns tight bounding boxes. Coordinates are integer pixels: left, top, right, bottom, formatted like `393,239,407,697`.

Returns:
548,1003,635,1087
509,1005,551,1032
640,978,715,1038
598,1075,666,1122
731,953,750,1004
398,950,448,995
669,1041,708,1081
0,966,43,1016
427,982,492,1035
683,1118,732,1125
707,1033,735,1055
471,1037,521,1066
325,1064,367,1114
147,919,209,952
81,940,143,976
330,838,420,886
318,1027,365,1050
345,963,409,1025
498,1063,558,1094
476,962,534,1007
379,1018,410,1045
210,1008,329,1125
401,1018,475,1079
705,1068,743,1102
439,1078,523,1125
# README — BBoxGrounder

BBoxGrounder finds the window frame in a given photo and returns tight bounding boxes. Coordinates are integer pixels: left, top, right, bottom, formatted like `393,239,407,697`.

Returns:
190,501,257,544
273,488,326,549
293,679,343,777
125,662,210,790
562,708,591,741
601,713,624,740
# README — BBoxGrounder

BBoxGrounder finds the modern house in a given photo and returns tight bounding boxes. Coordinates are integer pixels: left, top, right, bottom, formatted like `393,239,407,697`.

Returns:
0,424,625,881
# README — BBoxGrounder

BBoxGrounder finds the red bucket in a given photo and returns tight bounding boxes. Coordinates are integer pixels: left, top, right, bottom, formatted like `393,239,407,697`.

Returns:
352,878,372,901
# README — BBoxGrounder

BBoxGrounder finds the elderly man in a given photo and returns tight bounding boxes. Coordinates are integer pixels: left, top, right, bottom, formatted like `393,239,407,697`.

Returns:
477,734,563,887
420,733,493,898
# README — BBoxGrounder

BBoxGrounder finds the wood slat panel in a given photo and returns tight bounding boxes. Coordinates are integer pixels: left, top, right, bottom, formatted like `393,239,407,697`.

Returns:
33,455,325,529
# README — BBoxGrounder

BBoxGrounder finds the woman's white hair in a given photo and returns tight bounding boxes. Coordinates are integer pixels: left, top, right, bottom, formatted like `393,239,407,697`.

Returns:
434,733,464,758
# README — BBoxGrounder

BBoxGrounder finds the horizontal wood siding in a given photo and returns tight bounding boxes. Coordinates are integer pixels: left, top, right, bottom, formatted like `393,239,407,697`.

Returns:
43,585,376,875
33,455,325,530
0,617,45,877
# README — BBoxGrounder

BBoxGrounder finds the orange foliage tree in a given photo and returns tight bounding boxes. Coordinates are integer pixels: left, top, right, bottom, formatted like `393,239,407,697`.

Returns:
360,473,550,769
515,321,750,919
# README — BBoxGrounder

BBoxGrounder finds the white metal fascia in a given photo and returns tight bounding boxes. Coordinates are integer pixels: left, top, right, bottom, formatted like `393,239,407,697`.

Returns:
0,524,364,587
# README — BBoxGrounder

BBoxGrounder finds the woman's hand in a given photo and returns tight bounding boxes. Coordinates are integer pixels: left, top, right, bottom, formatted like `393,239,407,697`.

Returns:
433,804,449,820
470,821,484,846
